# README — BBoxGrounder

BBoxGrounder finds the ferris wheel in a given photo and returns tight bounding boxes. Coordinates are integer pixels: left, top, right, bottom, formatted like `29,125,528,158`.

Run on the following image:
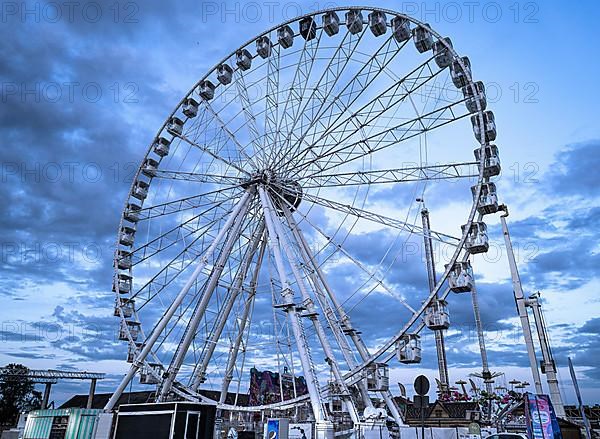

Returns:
106,6,502,427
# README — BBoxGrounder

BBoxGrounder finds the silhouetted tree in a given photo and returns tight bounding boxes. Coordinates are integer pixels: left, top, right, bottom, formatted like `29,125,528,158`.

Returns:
0,364,42,426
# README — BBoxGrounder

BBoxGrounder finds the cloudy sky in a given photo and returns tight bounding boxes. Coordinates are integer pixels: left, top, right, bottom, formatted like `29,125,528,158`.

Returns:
1,0,599,408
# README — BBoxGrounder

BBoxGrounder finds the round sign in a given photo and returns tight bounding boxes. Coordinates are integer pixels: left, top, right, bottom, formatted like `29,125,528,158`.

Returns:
414,375,430,396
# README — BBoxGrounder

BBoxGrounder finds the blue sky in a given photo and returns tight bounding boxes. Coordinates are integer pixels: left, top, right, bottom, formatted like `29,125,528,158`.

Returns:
0,0,599,407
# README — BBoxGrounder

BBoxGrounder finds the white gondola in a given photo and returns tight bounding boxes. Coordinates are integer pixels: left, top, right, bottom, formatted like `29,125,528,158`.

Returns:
256,36,272,58
366,363,390,392
236,49,252,71
461,222,489,254
433,37,453,68
117,249,132,269
471,111,496,143
474,144,501,177
199,80,215,100
413,23,433,53
299,16,317,41
217,63,233,85
166,116,184,136
127,342,143,363
366,363,389,391
277,25,294,48
114,297,135,318
323,11,340,36
131,179,149,201
119,319,140,341
153,137,171,157
446,261,474,293
115,271,132,294
182,97,199,118
368,10,387,36
124,202,141,223
451,56,472,88
397,334,422,364
345,9,363,35
141,158,159,178
140,363,163,385
391,16,411,42
328,381,344,413
463,81,487,113
425,299,450,330
471,182,498,215
119,225,135,246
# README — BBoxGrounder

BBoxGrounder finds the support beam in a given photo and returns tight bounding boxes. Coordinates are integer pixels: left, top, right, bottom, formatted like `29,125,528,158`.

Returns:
218,240,266,405
421,207,450,394
258,185,326,422
471,282,493,394
42,383,52,409
527,294,565,417
282,204,405,427
190,224,265,390
499,210,544,394
87,378,97,409
158,193,254,400
283,207,374,411
104,191,253,411
271,200,359,424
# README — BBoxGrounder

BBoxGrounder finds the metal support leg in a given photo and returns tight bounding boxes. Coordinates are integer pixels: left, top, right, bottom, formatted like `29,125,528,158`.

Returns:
218,241,266,405
190,224,265,390
271,201,359,424
421,207,450,393
104,191,253,411
258,186,326,422
42,383,52,409
87,378,97,409
283,206,374,410
500,210,544,394
159,193,254,400
471,283,493,394
528,295,565,417
283,204,405,427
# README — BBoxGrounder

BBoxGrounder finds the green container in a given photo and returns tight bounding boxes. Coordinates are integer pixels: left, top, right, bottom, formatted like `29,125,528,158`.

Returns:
23,408,101,439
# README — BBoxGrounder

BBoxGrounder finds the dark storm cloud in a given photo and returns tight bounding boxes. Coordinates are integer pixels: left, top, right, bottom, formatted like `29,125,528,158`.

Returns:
0,2,191,299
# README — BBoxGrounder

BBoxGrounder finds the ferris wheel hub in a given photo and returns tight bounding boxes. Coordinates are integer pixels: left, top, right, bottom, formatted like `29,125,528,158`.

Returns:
242,170,303,215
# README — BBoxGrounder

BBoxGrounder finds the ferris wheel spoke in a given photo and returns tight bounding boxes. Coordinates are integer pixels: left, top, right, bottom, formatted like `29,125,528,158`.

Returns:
283,55,440,175
201,101,262,170
138,185,242,220
294,99,470,180
271,26,367,167
299,161,478,188
134,199,256,311
269,25,326,167
130,196,235,263
262,41,281,155
279,36,418,174
269,188,418,315
130,204,232,277
174,131,251,176
233,69,265,168
298,190,460,246
150,169,244,186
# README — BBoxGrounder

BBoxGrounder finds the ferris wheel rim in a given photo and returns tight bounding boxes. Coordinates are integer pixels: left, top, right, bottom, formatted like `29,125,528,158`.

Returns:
111,5,494,410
